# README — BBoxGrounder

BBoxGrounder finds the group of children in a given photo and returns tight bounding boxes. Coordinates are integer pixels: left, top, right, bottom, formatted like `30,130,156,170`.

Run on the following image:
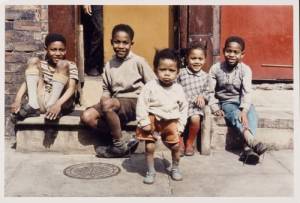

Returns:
11,24,268,185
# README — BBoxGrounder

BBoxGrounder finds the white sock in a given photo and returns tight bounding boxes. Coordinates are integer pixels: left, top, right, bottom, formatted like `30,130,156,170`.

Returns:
26,74,40,109
46,73,68,108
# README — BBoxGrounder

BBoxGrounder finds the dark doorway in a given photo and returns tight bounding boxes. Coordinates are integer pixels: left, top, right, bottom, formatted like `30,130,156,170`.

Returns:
80,5,104,76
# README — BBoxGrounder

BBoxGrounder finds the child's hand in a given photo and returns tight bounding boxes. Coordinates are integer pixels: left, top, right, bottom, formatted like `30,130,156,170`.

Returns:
142,124,152,132
11,100,21,113
239,111,249,129
194,96,205,108
214,110,224,117
45,103,62,120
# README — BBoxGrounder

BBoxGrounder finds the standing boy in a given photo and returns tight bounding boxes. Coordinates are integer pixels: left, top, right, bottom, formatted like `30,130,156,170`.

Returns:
136,48,188,184
80,24,156,158
209,36,268,164
11,33,78,121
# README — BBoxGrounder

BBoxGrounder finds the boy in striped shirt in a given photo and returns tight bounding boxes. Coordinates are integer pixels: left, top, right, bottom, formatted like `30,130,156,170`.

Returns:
11,33,78,121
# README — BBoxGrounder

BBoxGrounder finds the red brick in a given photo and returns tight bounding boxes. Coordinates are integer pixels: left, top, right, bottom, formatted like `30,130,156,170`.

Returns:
5,52,31,63
5,63,25,73
14,20,41,31
14,42,40,52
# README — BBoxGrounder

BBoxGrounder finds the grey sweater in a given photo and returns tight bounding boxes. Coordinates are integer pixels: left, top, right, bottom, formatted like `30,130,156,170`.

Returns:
102,52,156,98
209,62,253,113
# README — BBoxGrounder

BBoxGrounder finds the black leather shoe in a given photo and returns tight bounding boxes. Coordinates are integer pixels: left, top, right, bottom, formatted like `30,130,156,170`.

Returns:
239,149,259,165
16,103,41,120
86,69,101,76
253,142,268,156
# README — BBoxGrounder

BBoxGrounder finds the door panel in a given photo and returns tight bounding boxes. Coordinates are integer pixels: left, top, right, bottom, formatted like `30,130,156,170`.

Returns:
221,6,293,80
48,5,77,61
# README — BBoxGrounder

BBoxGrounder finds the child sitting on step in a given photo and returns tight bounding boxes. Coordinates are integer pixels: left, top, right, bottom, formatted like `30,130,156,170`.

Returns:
209,36,268,164
80,24,156,158
177,43,210,156
11,33,78,121
136,48,188,184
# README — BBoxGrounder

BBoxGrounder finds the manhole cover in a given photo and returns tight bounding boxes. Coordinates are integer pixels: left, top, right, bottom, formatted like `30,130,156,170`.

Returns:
63,162,121,179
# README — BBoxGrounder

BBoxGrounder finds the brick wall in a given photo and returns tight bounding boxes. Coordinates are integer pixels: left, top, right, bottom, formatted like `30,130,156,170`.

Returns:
5,5,48,136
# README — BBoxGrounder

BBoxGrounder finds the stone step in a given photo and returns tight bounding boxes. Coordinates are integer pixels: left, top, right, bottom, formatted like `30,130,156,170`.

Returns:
15,105,293,154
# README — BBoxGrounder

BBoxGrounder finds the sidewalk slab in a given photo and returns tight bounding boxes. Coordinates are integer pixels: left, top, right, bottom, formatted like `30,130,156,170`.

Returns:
5,138,293,197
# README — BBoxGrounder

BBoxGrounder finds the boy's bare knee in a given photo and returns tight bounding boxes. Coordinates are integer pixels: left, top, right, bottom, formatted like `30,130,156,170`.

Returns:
56,60,69,75
190,115,201,125
80,110,95,125
145,143,155,153
101,100,113,112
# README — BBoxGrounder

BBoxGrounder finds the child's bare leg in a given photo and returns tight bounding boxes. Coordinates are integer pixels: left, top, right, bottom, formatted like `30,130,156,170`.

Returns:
46,60,69,108
101,98,128,155
167,142,183,181
185,115,201,156
101,98,122,140
145,140,156,173
144,140,156,184
25,57,41,109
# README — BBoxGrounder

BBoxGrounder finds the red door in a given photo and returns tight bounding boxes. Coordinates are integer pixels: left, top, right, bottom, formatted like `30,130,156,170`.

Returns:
221,6,293,80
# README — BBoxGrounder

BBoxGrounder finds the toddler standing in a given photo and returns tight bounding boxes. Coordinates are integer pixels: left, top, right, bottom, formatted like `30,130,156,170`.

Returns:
136,48,188,184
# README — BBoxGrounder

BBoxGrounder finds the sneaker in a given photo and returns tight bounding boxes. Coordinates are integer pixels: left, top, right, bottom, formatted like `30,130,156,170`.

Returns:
253,142,268,156
143,171,156,184
171,168,183,181
239,149,259,165
16,103,40,120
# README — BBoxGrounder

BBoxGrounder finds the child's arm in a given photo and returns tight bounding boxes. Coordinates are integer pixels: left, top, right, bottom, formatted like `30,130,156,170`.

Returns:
240,65,252,113
45,78,77,120
137,58,156,83
136,83,151,130
239,65,253,128
178,86,188,134
208,64,222,115
101,66,112,98
195,74,211,108
11,82,27,113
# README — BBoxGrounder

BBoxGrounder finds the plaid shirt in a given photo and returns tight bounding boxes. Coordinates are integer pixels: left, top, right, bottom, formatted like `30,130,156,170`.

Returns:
177,67,210,117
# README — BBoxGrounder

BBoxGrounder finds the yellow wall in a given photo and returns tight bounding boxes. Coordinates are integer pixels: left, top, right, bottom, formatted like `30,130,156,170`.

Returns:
103,5,173,68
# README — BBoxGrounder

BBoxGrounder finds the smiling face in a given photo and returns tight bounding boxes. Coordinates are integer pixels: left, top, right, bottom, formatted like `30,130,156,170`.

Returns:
111,31,133,60
223,42,244,68
156,59,179,87
187,48,206,73
45,41,66,65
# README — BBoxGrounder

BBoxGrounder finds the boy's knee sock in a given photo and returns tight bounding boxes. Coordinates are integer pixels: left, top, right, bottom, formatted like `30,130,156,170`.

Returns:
46,73,68,108
25,69,40,109
186,125,200,147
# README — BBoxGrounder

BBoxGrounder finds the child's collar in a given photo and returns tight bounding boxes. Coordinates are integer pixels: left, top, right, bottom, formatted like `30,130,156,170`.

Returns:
113,51,133,61
186,66,203,76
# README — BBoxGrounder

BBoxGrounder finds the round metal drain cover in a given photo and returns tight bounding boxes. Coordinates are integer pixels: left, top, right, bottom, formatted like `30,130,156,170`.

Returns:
63,162,121,179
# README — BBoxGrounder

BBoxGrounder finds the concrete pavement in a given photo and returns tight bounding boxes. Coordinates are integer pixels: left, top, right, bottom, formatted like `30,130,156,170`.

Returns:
4,137,293,197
